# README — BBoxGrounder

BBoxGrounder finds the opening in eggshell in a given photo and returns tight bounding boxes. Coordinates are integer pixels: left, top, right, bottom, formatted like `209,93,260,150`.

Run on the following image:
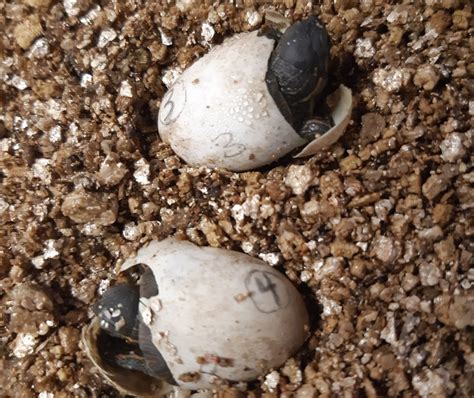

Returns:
295,84,353,158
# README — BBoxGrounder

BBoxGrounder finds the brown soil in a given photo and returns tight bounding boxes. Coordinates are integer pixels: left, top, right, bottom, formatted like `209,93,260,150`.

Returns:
1,0,473,397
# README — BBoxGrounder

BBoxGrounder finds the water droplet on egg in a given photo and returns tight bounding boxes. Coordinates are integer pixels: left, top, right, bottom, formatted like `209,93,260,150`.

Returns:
255,92,264,103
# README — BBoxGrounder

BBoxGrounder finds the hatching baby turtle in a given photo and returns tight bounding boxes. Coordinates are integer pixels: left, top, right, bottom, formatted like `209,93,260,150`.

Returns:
265,15,333,140
157,15,352,171
83,238,309,395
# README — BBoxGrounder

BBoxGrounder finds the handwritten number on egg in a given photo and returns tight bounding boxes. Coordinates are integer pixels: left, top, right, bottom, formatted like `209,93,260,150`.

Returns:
160,90,175,125
211,132,246,158
159,81,186,125
245,270,289,313
255,273,281,308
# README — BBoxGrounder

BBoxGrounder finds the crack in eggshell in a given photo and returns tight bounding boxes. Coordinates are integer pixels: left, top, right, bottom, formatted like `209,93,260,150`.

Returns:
295,85,353,158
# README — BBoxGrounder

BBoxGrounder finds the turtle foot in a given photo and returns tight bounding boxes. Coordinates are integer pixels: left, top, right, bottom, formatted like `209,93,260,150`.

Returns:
299,116,334,141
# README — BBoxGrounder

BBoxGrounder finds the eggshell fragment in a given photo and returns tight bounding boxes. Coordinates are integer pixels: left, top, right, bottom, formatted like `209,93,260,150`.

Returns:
295,84,353,158
82,318,173,397
157,31,306,171
122,238,309,390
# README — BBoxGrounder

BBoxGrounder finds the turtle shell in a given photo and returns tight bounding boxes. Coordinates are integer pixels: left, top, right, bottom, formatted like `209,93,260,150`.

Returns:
82,317,174,397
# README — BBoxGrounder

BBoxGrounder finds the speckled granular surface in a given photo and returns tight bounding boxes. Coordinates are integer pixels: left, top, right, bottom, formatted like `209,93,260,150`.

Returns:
0,0,473,397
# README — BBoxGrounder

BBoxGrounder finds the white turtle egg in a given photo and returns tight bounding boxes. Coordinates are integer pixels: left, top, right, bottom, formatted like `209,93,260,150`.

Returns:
157,31,352,171
86,237,309,394
124,238,309,390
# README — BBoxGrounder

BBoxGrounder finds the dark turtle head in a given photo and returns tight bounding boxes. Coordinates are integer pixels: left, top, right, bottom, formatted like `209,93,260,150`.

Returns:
265,16,332,138
94,283,140,342
268,16,331,105
92,271,176,384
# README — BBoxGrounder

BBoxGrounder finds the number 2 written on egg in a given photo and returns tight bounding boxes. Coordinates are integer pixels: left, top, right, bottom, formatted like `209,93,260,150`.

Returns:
159,81,186,125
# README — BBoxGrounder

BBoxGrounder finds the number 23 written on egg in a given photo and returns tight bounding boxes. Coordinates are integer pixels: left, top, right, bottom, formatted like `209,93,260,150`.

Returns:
211,132,246,158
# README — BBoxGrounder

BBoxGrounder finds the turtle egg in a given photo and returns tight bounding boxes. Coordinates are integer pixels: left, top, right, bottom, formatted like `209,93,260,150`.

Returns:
83,238,309,395
157,26,352,171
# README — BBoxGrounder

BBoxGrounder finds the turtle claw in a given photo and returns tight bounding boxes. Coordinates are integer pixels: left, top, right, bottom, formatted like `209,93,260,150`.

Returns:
299,116,334,141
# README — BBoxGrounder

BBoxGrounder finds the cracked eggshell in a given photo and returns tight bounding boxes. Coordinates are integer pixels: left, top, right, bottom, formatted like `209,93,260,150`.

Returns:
158,30,353,171
295,84,353,158
158,31,306,171
82,318,174,398
122,238,309,390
